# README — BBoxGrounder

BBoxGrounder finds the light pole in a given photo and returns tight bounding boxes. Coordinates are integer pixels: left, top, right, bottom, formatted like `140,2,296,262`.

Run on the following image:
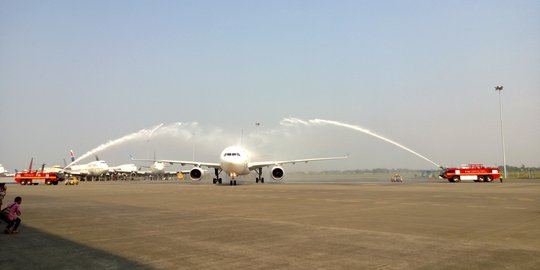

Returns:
495,85,507,179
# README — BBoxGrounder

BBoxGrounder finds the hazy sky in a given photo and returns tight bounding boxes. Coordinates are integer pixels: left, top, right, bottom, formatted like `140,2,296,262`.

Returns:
1,1,539,172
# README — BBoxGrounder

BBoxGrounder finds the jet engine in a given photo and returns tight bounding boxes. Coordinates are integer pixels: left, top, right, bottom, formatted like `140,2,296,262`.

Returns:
271,166,284,181
189,167,204,181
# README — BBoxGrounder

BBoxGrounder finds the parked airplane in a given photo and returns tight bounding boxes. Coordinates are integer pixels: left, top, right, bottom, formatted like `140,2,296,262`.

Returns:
0,164,15,177
64,150,109,180
152,145,347,185
131,153,188,180
0,164,8,176
108,163,139,179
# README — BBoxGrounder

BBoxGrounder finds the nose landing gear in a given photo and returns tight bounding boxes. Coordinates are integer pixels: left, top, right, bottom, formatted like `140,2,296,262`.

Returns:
229,172,237,186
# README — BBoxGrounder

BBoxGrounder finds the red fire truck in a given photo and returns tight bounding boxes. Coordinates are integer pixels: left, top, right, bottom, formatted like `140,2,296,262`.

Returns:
14,158,65,185
439,164,500,182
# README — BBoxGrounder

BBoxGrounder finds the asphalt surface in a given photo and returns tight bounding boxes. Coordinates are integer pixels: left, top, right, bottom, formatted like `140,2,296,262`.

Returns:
1,179,539,269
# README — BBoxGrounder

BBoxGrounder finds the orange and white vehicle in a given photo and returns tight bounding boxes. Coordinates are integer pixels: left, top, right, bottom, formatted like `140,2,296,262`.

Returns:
14,158,65,185
439,164,500,182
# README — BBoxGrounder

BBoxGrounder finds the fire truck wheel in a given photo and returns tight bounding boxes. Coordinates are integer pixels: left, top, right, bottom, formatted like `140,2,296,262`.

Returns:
486,176,493,182
45,179,52,185
20,179,27,185
452,176,460,182
477,176,484,182
52,181,58,185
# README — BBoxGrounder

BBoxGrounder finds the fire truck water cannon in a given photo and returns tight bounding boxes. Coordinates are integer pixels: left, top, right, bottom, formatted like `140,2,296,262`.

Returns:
439,164,500,183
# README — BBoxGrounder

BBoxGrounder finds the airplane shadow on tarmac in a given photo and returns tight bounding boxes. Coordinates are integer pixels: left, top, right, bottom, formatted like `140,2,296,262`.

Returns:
0,225,152,270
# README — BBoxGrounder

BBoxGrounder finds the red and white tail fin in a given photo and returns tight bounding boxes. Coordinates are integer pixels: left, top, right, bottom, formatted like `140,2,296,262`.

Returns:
70,150,76,162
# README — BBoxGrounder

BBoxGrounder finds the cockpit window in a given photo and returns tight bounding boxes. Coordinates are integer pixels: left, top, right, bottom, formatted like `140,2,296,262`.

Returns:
224,153,241,157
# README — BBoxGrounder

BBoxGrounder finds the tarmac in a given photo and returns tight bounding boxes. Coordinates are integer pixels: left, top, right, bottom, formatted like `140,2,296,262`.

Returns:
1,178,539,269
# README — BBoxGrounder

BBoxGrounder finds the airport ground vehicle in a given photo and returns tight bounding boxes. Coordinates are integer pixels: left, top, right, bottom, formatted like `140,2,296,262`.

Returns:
15,171,64,185
14,159,65,185
64,176,80,185
439,164,500,182
390,173,403,182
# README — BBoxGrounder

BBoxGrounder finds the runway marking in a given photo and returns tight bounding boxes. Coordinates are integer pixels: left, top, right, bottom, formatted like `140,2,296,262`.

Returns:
504,207,527,210
517,198,534,202
466,205,487,208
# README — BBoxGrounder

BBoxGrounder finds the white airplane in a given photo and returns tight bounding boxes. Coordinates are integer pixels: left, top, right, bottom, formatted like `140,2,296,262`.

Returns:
153,145,347,185
130,156,167,175
64,151,110,180
131,154,187,180
0,164,8,176
0,164,15,177
108,164,139,176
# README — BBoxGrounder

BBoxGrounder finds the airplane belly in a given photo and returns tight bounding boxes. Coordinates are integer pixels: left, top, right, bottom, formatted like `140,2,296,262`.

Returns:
222,162,249,176
89,168,107,176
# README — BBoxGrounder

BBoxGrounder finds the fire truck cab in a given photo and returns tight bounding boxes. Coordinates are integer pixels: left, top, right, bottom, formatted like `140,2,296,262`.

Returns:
440,164,500,183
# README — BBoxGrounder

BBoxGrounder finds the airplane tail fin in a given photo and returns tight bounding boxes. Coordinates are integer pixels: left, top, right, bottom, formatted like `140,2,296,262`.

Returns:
70,150,75,162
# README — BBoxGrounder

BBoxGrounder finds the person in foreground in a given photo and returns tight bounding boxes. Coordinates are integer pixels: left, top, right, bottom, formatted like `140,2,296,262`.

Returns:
3,196,22,234
0,183,6,209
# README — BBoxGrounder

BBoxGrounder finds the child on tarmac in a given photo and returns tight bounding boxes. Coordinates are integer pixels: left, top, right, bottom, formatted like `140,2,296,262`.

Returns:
3,196,22,234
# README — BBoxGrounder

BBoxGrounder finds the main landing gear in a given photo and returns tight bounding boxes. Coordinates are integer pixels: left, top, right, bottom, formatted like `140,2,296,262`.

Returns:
255,168,264,184
212,168,223,184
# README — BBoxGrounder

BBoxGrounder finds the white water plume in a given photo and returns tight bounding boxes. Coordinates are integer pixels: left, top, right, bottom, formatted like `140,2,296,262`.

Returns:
66,123,167,168
65,122,233,168
281,118,442,169
146,123,164,141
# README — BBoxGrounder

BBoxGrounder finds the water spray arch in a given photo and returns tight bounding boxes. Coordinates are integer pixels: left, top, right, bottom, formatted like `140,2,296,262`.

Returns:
281,118,442,169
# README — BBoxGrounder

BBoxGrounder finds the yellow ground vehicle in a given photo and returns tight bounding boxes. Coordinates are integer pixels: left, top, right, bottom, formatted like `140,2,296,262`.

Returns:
65,176,80,185
391,173,403,182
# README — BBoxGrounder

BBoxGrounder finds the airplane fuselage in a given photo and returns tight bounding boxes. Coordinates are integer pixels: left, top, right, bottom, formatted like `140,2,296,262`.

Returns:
219,146,250,178
68,160,109,176
151,162,166,174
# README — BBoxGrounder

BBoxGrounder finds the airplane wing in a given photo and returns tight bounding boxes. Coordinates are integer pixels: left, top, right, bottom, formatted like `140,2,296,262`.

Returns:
152,159,221,169
248,156,348,170
130,156,155,162
131,156,220,169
